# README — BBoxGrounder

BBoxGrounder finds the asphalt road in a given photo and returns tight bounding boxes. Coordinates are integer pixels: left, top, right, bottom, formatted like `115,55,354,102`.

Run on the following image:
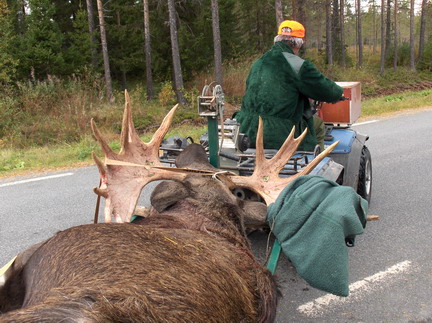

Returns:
1,108,431,322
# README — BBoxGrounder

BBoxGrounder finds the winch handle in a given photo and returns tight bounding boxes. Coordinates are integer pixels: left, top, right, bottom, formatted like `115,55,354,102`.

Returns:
338,96,350,102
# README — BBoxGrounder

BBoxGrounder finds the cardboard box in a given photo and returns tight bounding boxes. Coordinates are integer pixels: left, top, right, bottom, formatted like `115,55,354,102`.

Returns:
317,82,361,125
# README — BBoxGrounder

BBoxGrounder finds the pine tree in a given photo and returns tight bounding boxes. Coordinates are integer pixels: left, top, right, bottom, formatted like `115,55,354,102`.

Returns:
18,0,65,78
64,7,94,74
235,0,275,53
0,0,19,83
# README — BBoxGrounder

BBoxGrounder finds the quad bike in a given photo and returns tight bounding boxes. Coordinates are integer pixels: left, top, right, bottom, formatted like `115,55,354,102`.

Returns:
159,83,372,203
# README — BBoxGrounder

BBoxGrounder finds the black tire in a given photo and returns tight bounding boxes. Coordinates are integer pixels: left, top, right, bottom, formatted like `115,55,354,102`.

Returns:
357,146,372,203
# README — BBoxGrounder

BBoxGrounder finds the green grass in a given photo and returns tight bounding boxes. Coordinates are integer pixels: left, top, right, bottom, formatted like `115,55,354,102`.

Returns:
1,89,431,179
0,124,208,178
362,89,432,116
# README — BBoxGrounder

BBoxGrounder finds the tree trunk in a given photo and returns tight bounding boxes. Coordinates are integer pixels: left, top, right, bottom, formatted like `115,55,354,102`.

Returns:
340,0,345,67
380,0,386,75
14,0,26,34
143,0,154,100
385,0,391,59
96,0,114,103
116,10,128,90
292,0,297,20
297,0,306,26
418,0,427,62
211,0,223,87
332,0,340,62
297,0,307,53
355,0,358,61
85,0,98,68
325,0,333,65
372,0,377,54
393,0,398,71
409,0,415,70
317,2,323,50
275,0,283,26
317,12,322,50
357,0,363,67
167,0,187,105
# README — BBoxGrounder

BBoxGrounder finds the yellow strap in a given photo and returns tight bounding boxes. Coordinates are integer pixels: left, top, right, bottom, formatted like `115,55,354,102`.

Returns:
105,158,151,169
153,166,237,176
0,256,17,277
152,166,215,175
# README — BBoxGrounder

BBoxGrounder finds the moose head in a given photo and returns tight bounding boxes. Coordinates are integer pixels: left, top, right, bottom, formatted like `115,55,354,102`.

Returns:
91,91,338,224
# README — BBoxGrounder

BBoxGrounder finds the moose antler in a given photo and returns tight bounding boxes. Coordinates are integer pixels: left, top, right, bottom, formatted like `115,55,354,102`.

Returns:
229,117,339,205
91,90,187,223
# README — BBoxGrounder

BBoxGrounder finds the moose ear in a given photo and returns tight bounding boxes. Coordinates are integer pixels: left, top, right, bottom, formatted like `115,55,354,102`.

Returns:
150,181,189,213
175,144,215,171
241,200,268,232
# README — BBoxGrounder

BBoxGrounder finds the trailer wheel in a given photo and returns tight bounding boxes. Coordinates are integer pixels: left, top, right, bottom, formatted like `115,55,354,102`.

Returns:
357,146,372,203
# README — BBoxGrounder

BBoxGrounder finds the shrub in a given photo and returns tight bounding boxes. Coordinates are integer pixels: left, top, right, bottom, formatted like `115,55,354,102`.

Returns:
158,81,176,106
385,42,411,67
418,36,432,71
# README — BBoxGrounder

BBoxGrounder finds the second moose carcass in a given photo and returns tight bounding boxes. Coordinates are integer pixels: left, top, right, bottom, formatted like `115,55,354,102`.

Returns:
0,91,337,322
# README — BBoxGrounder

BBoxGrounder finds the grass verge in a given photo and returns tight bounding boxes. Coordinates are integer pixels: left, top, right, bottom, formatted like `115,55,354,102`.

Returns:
0,124,208,178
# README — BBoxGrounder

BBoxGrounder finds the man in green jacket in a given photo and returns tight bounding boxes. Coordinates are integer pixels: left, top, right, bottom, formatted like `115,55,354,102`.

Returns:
235,20,343,152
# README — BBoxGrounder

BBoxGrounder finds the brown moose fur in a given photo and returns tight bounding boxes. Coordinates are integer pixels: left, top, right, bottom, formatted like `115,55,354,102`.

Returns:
0,144,278,322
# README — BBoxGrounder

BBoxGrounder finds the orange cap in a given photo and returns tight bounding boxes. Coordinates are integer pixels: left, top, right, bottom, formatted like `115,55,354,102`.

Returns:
277,20,305,38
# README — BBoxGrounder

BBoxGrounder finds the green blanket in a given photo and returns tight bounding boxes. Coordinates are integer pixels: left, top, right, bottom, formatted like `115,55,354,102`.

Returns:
267,175,368,297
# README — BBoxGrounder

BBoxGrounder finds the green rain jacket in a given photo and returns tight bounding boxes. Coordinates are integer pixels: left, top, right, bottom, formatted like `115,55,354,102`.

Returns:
236,42,343,151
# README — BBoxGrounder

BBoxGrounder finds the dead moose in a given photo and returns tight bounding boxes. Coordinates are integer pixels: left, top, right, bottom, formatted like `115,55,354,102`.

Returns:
0,92,337,322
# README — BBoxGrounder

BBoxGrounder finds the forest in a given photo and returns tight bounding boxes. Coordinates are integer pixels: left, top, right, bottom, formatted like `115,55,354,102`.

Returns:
0,0,431,153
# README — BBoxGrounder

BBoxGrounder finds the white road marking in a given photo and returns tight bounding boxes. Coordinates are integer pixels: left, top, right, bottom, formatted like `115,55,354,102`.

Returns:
297,260,413,317
0,173,74,188
352,120,379,126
